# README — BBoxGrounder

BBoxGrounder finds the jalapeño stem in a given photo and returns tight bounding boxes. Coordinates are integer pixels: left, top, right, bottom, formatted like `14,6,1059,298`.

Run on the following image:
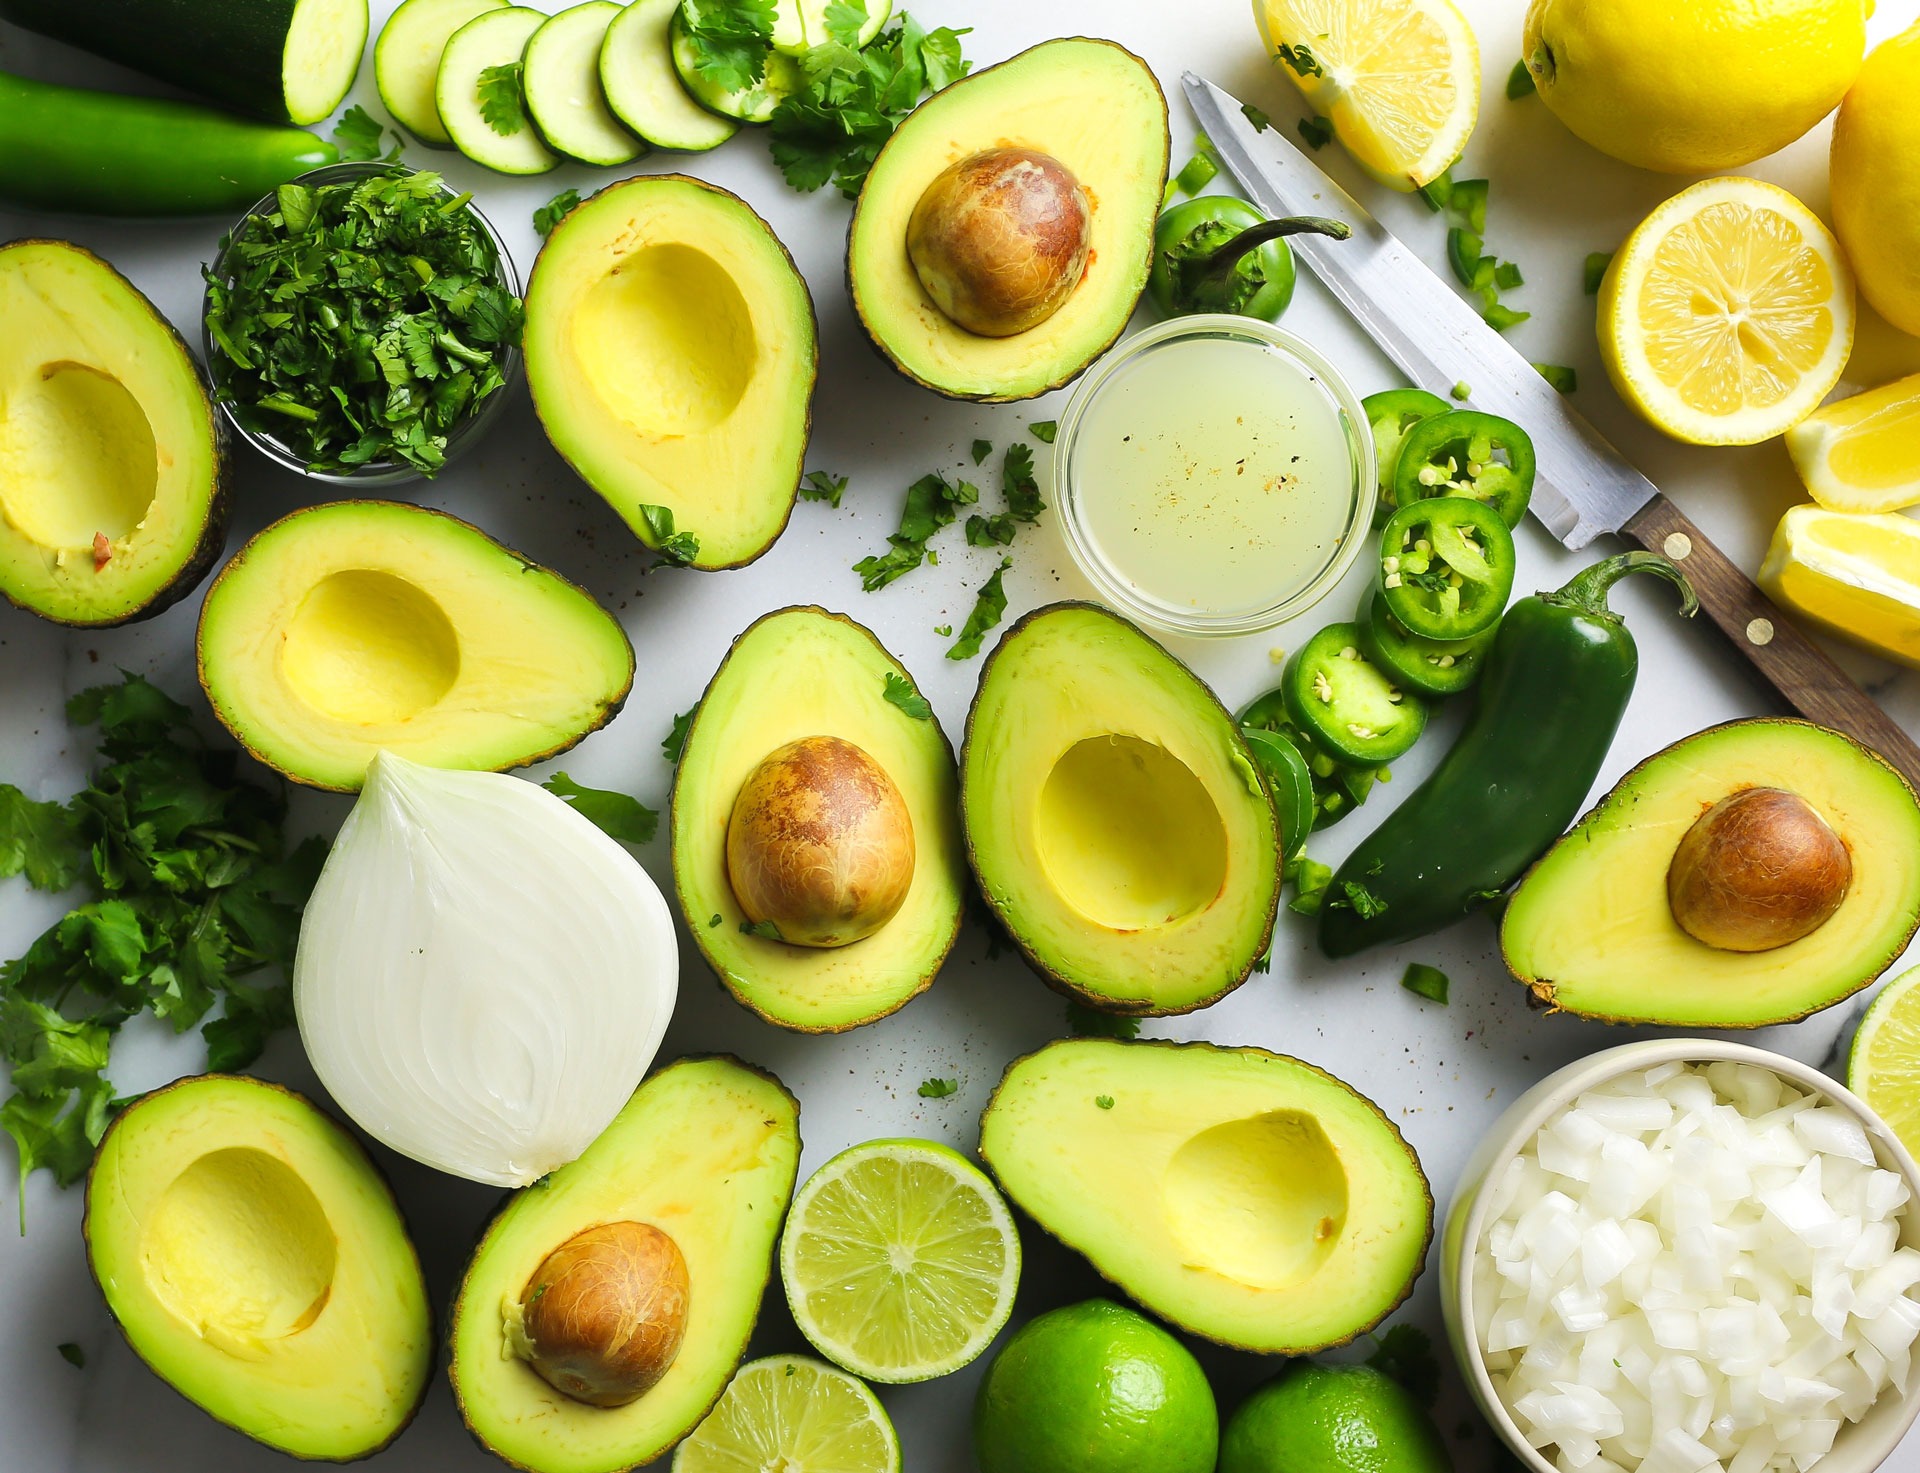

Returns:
1545,551,1699,624
1186,215,1352,294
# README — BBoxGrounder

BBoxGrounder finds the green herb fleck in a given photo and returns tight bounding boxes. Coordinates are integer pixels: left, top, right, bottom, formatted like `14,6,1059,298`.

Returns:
1275,41,1324,78
882,671,932,720
331,104,399,163
1583,251,1613,295
1338,880,1389,919
947,557,1012,660
1366,1324,1439,1406
1401,962,1450,1004
663,704,700,764
933,624,951,636
636,504,699,565
971,438,992,465
476,62,527,135
966,513,1016,547
1065,1002,1140,1039
1094,1095,1115,1110
1242,102,1272,131
1534,363,1577,394
1506,59,1536,100
800,470,848,507
740,918,783,941
540,775,659,845
708,914,723,928
853,472,976,590
1002,443,1045,524
57,1343,84,1369
1297,114,1336,150
917,1077,958,1099
1028,420,1057,443
534,188,581,238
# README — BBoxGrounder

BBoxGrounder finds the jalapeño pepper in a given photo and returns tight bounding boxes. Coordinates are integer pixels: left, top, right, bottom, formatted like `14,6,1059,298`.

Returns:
1356,586,1496,698
1318,552,1698,958
1280,624,1427,766
1377,496,1515,641
1392,410,1536,528
1147,195,1352,320
1240,727,1315,858
1363,388,1451,525
1240,689,1382,829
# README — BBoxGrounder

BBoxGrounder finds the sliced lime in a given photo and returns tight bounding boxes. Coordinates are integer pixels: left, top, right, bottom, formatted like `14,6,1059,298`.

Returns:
673,1356,899,1473
1850,963,1920,1163
780,1138,1021,1383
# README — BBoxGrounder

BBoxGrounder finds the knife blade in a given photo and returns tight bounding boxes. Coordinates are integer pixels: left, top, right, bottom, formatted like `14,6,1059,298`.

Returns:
1184,72,1653,550
1183,71,1920,793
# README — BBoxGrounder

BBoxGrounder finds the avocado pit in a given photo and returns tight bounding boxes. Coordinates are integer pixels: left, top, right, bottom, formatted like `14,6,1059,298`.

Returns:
509,1221,689,1408
1667,787,1851,953
906,146,1091,337
726,734,916,947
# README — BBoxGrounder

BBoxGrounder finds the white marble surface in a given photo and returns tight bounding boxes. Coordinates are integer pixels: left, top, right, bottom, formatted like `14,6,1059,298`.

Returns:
6,0,1920,1468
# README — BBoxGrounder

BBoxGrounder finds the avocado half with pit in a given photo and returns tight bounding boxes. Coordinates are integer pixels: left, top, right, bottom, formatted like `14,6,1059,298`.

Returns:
672,606,967,1031
962,602,1281,1014
449,1055,801,1473
979,1038,1433,1354
197,500,633,792
525,174,816,569
847,37,1170,401
84,1074,432,1461
0,240,227,627
1503,718,1920,1027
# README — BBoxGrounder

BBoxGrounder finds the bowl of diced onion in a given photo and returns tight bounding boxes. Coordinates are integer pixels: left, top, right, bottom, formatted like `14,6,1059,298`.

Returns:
1442,1039,1920,1473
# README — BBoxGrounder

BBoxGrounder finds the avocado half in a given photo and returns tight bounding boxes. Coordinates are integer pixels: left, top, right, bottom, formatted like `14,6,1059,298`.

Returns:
978,1037,1434,1354
197,500,634,792
0,239,227,626
847,37,1170,401
672,606,967,1031
449,1055,801,1473
524,174,817,570
83,1074,432,1461
961,602,1281,1015
1502,718,1920,1027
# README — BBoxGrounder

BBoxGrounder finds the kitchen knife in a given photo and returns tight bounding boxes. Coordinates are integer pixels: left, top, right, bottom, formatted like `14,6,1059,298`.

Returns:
1185,72,1920,792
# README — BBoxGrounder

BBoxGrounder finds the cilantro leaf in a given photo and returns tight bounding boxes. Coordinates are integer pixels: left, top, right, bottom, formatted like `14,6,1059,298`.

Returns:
1241,102,1272,131
541,774,660,845
971,438,992,465
637,504,700,564
853,472,975,590
1274,41,1324,78
534,188,582,237
1401,963,1450,1005
800,470,848,506
1095,1094,1115,1110
917,1076,957,1099
946,557,1011,660
882,672,932,720
1065,1002,1139,1039
664,704,700,764
1028,420,1056,443
739,918,783,940
679,0,776,92
0,788,85,892
1366,1324,1440,1407
331,104,397,163
966,513,1016,547
1002,442,1045,522
1298,114,1335,150
476,62,527,135
821,0,867,45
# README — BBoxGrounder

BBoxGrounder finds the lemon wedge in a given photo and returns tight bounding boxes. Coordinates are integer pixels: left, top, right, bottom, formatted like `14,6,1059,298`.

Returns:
1758,503,1920,667
1598,177,1855,446
1252,0,1478,190
1787,371,1920,515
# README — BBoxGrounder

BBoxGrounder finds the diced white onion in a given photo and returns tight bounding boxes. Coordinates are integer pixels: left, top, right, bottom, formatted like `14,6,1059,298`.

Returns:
294,752,677,1187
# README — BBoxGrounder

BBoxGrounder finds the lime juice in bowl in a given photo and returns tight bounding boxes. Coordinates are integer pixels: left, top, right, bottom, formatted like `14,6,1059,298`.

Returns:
1053,314,1374,637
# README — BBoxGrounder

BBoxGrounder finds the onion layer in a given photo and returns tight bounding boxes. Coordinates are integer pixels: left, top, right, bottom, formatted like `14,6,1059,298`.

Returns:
294,752,677,1187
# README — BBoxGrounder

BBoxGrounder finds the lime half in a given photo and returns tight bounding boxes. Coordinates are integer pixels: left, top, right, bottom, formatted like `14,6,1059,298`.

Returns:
673,1356,899,1473
1850,964,1920,1162
781,1138,1021,1383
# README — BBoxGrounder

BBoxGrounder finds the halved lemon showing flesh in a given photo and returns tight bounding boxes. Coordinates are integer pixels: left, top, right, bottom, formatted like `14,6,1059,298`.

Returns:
1598,177,1855,446
1787,371,1920,515
1252,0,1478,191
1758,503,1920,668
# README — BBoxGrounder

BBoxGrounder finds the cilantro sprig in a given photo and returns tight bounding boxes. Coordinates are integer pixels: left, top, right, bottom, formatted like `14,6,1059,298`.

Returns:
0,676,325,1217
203,169,523,475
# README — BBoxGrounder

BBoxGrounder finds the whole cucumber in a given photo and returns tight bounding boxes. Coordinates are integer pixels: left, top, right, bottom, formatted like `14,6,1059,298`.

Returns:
0,74,338,217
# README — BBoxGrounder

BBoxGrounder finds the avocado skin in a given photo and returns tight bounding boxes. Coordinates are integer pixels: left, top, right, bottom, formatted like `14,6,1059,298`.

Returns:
82,1074,433,1463
0,238,230,628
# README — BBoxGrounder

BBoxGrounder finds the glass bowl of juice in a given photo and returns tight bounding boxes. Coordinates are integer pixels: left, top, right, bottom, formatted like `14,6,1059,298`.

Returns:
1053,314,1376,638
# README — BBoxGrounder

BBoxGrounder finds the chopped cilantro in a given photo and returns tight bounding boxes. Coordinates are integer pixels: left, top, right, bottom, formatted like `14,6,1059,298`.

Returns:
1241,102,1272,131
971,438,992,465
1583,251,1613,295
1001,443,1045,523
820,0,867,45
740,918,783,940
853,472,976,590
540,775,659,845
476,62,527,135
1534,363,1577,394
1338,880,1388,919
663,704,700,764
882,672,932,720
331,104,399,163
636,504,699,565
57,1343,84,1369
1274,41,1323,78
917,1077,958,1099
1094,1095,1115,1110
1401,962,1450,1004
1065,1002,1139,1039
947,557,1011,660
966,514,1016,547
1366,1323,1440,1407
933,624,951,636
1297,114,1336,150
1028,420,1057,443
1506,59,1536,100
534,187,581,237
708,914,722,927
800,470,848,507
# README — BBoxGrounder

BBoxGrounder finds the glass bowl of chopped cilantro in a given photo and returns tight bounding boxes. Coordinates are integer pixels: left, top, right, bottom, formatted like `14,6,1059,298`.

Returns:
202,162,524,484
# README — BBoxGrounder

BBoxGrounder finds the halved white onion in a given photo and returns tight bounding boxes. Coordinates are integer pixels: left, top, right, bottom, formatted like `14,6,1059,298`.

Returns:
294,752,677,1187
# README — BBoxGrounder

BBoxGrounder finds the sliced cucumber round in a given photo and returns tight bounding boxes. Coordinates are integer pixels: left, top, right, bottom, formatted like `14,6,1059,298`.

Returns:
668,10,801,124
376,0,508,147
282,0,370,124
437,6,558,174
600,0,738,151
524,1,643,166
771,0,891,55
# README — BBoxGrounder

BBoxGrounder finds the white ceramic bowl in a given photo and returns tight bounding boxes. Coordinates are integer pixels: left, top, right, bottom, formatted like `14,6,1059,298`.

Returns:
1441,1038,1920,1473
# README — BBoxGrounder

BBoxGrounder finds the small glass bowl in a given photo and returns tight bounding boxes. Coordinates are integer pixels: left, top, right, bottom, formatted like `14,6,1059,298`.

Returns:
201,161,522,487
1052,314,1376,638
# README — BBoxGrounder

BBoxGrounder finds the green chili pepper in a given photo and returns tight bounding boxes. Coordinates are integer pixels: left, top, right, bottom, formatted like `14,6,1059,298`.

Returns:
1377,497,1515,641
1356,586,1496,698
1147,195,1352,320
1392,410,1536,528
1363,387,1451,525
1279,623,1428,766
1318,552,1698,957
1240,727,1315,858
1239,690,1380,830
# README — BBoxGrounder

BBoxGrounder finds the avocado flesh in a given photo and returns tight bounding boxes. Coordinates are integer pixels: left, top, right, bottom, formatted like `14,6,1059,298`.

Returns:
1503,718,1920,1028
450,1056,801,1473
978,1038,1433,1354
673,606,966,1030
962,603,1280,1014
83,1074,432,1461
525,175,816,569
848,38,1169,401
197,500,633,792
0,240,226,626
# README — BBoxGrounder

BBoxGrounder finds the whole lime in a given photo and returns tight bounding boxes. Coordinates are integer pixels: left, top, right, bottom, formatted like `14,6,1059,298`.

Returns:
972,1299,1217,1473
1220,1362,1451,1473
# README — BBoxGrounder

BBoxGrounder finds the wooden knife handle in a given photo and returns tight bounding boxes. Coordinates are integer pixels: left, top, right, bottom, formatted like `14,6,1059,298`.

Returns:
1621,493,1920,792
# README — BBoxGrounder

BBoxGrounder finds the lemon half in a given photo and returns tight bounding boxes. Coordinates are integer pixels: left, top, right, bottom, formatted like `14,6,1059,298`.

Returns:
1598,177,1855,446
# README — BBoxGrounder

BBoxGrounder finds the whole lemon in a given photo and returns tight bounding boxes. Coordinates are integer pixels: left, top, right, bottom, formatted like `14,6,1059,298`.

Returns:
1521,0,1867,173
1832,22,1920,337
